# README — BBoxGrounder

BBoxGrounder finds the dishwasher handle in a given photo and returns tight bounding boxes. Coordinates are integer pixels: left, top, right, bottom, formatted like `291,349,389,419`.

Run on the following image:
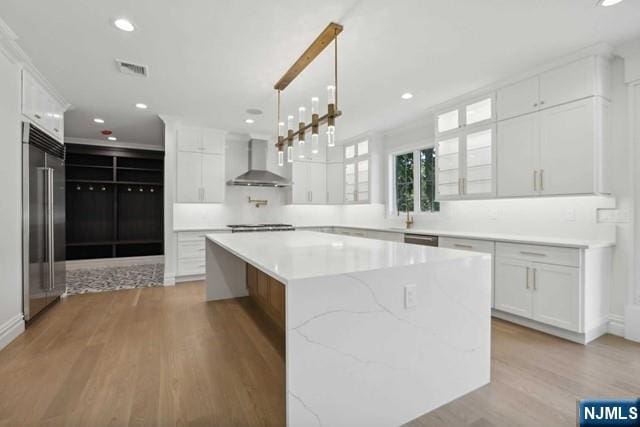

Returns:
404,234,439,247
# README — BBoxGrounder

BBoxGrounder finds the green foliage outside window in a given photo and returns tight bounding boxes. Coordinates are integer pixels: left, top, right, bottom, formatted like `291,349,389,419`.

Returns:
395,148,439,213
420,148,440,212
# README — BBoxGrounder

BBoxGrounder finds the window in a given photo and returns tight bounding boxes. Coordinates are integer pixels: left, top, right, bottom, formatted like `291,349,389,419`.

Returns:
393,147,439,213
420,148,439,212
344,140,370,203
395,153,414,212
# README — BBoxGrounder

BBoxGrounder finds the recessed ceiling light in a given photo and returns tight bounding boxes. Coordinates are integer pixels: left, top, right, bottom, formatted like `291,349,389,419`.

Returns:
114,18,135,32
135,103,148,109
246,108,263,115
245,118,255,124
108,136,117,141
597,0,623,6
401,92,414,100
93,118,105,124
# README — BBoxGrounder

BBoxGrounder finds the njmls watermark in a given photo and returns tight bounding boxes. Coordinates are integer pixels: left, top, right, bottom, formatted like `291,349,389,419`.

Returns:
579,399,640,426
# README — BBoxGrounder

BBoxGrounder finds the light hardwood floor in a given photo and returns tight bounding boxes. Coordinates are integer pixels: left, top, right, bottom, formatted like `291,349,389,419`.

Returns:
0,281,638,427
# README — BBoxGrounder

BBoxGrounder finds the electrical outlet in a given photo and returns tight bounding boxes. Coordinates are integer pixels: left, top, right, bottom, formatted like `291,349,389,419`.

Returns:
565,208,576,222
404,284,417,309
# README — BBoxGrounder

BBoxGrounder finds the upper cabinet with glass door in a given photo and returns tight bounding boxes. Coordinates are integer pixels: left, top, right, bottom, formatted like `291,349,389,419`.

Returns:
435,94,496,200
343,140,370,203
436,95,494,136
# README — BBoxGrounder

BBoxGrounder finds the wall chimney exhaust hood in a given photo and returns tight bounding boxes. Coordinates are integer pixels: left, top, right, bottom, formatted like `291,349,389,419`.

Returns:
227,139,291,187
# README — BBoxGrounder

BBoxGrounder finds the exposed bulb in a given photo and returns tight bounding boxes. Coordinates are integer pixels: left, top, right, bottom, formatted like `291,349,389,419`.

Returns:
298,106,306,123
287,146,293,163
287,115,295,130
278,150,284,167
327,125,336,147
327,85,336,104
278,121,285,137
311,133,319,154
298,139,305,158
311,97,319,115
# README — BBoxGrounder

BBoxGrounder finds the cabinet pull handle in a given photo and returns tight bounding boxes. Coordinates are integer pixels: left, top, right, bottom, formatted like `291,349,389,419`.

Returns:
532,268,537,290
533,170,538,191
539,169,544,191
54,128,59,132
540,100,545,106
454,244,473,249
463,177,466,195
526,267,530,289
520,251,546,257
34,114,41,119
533,103,538,108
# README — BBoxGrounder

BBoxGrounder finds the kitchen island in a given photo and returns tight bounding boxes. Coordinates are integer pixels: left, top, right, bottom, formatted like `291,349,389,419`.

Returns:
205,230,492,427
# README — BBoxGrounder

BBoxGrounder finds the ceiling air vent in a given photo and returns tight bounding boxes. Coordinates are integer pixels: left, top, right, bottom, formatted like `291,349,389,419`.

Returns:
115,59,148,77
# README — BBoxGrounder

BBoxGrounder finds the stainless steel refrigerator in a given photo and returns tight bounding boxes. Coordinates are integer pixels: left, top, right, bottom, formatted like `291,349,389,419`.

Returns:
22,122,66,321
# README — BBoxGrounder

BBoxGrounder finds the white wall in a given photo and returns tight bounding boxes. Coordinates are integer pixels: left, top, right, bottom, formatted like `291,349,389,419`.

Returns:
0,47,25,350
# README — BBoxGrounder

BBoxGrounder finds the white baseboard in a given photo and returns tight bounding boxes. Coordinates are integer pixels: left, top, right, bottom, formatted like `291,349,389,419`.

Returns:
175,274,205,284
0,314,25,351
624,305,640,343
163,273,176,287
66,255,164,270
607,314,625,337
491,310,606,344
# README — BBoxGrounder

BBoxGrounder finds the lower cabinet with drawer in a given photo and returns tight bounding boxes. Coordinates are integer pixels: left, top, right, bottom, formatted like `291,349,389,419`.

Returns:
439,237,495,307
493,242,610,343
176,230,229,280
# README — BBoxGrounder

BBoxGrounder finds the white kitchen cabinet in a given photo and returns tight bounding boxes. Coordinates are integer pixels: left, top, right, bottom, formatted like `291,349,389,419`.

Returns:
436,95,494,136
531,263,580,332
21,70,65,142
177,127,225,154
177,151,203,203
497,97,607,198
538,98,595,196
291,161,326,204
496,77,539,121
539,56,608,110
176,127,225,203
343,140,370,204
436,124,495,200
497,56,609,121
201,153,225,202
492,241,609,342
327,162,344,204
496,113,539,197
494,257,532,318
439,236,496,307
176,230,230,279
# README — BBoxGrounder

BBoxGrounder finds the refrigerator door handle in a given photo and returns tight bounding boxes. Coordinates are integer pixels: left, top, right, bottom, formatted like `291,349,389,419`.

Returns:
47,167,55,290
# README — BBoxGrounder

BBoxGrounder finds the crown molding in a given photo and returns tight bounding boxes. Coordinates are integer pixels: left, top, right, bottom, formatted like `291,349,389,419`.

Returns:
65,136,164,152
0,16,70,110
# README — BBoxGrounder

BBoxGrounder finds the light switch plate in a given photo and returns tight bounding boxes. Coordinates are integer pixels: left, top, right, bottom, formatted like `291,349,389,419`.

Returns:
404,284,417,309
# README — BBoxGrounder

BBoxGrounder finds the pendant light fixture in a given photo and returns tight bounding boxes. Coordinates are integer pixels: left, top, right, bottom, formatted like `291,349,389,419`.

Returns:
273,23,343,165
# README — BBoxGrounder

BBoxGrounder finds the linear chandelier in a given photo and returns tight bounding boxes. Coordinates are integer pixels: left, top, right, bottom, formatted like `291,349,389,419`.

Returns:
275,22,343,166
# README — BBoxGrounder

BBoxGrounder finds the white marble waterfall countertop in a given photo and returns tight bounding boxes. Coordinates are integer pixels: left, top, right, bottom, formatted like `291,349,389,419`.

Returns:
206,230,486,283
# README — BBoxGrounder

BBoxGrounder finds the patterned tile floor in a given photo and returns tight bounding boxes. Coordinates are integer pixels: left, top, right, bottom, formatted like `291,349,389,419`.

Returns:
65,263,165,296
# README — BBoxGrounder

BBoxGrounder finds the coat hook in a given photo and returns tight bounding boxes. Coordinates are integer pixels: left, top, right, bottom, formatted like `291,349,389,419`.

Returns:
76,185,81,191
150,188,155,193
139,187,144,192
101,186,106,191
88,185,94,191
127,187,132,192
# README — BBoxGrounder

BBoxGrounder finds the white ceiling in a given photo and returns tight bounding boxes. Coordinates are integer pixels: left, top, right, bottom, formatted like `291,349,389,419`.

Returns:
1,0,640,147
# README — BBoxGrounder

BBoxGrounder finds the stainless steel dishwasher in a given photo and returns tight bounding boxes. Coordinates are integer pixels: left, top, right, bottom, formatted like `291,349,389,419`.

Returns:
404,234,439,247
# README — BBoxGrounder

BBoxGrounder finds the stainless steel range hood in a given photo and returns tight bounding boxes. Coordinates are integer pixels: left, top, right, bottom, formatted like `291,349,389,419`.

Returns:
227,139,291,187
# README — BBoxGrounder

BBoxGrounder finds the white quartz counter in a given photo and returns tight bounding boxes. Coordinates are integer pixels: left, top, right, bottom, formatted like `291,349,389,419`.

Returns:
206,230,486,284
175,224,613,249
297,225,614,249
